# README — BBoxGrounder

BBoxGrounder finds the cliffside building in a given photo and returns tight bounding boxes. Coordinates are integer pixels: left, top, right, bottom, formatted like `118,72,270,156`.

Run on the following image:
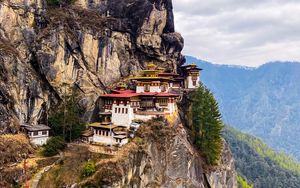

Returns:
84,63,202,146
20,124,51,146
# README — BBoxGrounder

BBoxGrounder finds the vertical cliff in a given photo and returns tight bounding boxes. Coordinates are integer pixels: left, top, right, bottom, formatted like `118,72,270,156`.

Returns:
0,1,238,187
0,0,184,132
78,120,237,188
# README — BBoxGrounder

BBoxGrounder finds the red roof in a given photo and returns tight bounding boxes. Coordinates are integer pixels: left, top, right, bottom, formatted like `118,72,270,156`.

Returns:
101,92,179,98
100,93,139,98
137,92,179,97
111,90,135,94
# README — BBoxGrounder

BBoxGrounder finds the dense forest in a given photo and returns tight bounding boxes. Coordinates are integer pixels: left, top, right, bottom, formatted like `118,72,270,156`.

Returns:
223,126,300,188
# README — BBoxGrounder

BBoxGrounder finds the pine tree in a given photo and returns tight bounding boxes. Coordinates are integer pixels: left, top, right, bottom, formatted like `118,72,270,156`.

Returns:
192,83,224,165
49,86,85,142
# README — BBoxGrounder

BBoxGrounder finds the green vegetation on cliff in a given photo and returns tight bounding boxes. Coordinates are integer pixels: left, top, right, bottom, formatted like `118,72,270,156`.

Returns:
237,175,253,188
42,136,66,157
49,86,85,142
224,126,300,188
192,83,223,165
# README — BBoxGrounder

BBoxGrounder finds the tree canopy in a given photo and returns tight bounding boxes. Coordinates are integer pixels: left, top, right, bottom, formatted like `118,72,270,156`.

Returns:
48,86,85,142
191,83,224,165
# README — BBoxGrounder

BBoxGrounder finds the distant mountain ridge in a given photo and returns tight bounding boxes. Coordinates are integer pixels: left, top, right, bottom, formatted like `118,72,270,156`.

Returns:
223,126,300,188
185,56,300,160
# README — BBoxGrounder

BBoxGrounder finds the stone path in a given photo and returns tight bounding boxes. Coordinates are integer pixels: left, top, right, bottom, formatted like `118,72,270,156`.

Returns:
29,154,63,188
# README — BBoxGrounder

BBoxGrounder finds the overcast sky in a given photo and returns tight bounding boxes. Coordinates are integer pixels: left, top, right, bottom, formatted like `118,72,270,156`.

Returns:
173,0,300,66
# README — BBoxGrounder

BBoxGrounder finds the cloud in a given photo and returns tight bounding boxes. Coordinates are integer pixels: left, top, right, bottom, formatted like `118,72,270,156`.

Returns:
173,0,300,66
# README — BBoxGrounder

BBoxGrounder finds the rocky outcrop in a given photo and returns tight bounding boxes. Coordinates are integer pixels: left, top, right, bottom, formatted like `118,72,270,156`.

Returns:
80,121,237,188
0,0,184,132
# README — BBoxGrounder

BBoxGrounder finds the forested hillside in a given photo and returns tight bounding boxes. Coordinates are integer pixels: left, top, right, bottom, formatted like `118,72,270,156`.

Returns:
223,126,300,188
186,56,300,160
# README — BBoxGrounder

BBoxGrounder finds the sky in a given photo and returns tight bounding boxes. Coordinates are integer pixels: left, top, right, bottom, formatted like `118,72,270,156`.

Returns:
172,0,300,67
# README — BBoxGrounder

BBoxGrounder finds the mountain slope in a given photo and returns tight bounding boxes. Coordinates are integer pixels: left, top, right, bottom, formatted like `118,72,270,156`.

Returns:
186,56,300,160
223,126,300,188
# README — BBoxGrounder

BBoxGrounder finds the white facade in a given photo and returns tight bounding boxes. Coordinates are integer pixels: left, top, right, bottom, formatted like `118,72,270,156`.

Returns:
167,102,177,113
136,86,145,93
28,130,50,146
111,103,134,127
30,137,49,146
114,137,128,146
134,114,157,121
93,134,114,145
136,85,162,93
149,85,161,92
92,129,128,146
185,75,200,89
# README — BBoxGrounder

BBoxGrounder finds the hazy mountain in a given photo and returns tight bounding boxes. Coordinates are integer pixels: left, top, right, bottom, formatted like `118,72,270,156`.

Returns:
186,56,300,160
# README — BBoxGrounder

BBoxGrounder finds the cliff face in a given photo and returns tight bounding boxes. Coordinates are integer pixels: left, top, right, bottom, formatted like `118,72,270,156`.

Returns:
1,1,238,187
80,121,237,188
0,0,184,132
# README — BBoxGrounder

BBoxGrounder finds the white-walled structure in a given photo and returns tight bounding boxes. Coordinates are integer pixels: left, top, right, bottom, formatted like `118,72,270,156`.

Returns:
84,63,202,147
111,103,134,127
181,64,202,89
88,122,128,146
20,124,51,146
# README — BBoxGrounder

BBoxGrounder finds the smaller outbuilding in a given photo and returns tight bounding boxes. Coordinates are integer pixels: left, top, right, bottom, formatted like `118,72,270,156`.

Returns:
20,124,51,146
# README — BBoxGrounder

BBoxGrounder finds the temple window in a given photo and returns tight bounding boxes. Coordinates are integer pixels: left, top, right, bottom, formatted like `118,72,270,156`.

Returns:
122,108,125,114
33,131,38,136
118,108,121,113
42,131,47,135
115,108,117,113
161,85,166,92
159,99,168,106
145,84,150,92
126,108,128,114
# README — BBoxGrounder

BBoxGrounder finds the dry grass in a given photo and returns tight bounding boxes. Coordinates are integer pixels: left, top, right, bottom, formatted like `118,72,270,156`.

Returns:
39,118,177,187
38,144,111,188
0,134,34,165
37,6,117,42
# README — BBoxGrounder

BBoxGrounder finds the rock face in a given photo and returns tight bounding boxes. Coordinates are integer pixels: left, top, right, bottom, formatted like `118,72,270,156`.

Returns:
81,122,237,188
0,0,184,132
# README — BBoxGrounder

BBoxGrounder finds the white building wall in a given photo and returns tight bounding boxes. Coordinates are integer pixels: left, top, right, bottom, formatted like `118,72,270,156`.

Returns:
30,137,49,146
134,114,157,121
93,134,114,145
149,86,161,92
111,104,134,128
29,130,49,146
136,86,145,93
93,130,128,146
168,102,176,113
185,75,200,89
119,138,128,146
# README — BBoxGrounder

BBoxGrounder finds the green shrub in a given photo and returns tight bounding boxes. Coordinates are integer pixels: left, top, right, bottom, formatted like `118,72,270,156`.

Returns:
82,161,96,177
42,136,66,157
48,86,86,142
237,175,253,188
46,0,60,6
